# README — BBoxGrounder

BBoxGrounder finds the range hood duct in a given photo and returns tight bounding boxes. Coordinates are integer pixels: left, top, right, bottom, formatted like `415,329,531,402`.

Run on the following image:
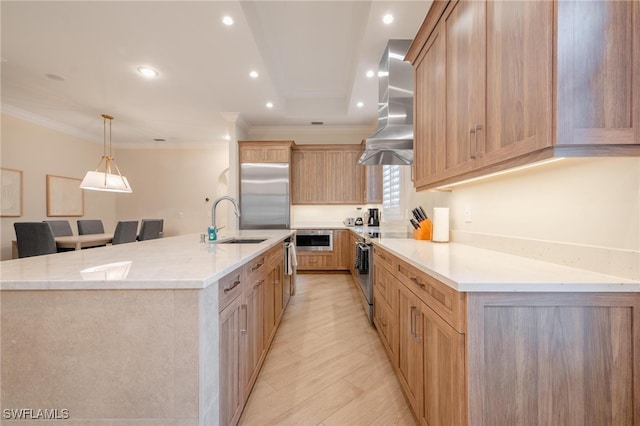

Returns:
358,39,414,166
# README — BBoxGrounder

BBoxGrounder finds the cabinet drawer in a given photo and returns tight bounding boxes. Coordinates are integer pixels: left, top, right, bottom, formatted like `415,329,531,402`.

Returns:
374,246,395,273
245,254,267,278
396,258,466,333
373,263,397,310
218,267,243,312
296,252,334,270
266,245,283,269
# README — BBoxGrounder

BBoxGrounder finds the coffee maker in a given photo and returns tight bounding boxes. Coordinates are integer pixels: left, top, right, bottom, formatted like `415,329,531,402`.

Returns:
367,208,380,226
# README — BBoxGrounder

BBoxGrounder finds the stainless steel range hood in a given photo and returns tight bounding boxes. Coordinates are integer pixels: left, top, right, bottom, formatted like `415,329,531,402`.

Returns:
358,39,414,166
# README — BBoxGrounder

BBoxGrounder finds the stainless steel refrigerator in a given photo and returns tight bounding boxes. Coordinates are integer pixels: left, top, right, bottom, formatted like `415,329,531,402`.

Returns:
239,162,290,229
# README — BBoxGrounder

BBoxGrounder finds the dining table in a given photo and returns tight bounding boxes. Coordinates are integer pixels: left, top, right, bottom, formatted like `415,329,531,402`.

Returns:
54,233,114,250
11,233,114,259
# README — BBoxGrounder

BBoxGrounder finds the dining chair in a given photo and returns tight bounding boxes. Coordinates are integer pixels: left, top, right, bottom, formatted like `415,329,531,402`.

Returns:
138,219,163,241
14,222,58,258
44,220,73,237
77,219,105,235
43,220,75,252
112,220,139,245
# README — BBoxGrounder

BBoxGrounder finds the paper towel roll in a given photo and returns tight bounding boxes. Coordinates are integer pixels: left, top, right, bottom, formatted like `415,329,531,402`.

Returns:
432,207,450,243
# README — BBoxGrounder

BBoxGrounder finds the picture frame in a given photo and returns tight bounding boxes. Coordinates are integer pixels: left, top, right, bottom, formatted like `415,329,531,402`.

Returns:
0,168,23,217
46,174,84,217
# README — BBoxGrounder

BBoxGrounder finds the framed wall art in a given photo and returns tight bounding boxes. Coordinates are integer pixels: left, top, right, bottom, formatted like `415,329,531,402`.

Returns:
0,168,23,217
46,174,84,217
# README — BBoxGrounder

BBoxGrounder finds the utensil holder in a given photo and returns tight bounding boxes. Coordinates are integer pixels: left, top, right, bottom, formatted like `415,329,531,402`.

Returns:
413,218,432,240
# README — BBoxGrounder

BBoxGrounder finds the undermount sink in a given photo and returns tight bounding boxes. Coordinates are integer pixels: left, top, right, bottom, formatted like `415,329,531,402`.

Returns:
215,238,267,244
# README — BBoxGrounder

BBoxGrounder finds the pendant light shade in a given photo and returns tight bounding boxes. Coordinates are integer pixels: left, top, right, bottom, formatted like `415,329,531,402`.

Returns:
80,114,132,193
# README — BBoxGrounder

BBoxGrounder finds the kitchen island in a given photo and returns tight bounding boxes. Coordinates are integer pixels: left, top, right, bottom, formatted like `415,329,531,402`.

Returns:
0,230,293,426
366,237,640,426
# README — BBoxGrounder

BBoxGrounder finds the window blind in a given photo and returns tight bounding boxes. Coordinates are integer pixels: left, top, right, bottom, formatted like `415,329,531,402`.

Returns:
382,165,403,219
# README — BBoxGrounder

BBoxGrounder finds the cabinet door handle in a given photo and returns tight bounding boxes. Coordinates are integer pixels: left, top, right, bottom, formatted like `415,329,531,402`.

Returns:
410,307,422,343
223,277,241,293
410,306,417,338
240,304,247,334
475,124,482,157
410,277,425,288
469,127,477,159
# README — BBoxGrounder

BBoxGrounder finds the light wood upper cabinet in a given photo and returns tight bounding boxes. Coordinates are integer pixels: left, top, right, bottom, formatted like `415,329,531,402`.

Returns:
365,165,383,204
556,0,639,146
239,141,292,163
291,145,365,204
291,149,326,204
407,0,640,190
482,0,553,164
413,19,446,188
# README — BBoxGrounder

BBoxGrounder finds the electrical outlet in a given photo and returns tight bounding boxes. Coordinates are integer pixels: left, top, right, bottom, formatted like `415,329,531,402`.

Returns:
464,205,472,223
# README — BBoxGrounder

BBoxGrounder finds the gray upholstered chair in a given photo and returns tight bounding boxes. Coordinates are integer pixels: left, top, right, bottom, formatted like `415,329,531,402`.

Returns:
14,222,58,258
44,220,73,237
112,220,139,245
138,219,163,241
77,219,105,235
43,220,74,252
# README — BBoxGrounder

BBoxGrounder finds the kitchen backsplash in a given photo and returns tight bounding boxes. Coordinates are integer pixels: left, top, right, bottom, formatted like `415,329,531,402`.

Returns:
291,205,381,228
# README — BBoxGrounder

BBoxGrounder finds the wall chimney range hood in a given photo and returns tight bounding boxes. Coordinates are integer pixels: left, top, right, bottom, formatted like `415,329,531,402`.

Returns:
358,39,414,166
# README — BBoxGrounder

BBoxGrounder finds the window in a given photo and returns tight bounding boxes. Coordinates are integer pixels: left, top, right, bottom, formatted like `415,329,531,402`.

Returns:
382,165,403,219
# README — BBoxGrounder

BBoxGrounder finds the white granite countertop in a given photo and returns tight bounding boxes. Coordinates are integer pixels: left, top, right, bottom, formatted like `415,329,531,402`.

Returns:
373,238,640,293
0,230,293,291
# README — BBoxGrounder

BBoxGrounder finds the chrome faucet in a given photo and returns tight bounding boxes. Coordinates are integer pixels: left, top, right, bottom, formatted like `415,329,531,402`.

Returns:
211,195,241,231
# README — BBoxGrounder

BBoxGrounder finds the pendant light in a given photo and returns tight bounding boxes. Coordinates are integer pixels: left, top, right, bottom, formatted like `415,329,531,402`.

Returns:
80,114,132,193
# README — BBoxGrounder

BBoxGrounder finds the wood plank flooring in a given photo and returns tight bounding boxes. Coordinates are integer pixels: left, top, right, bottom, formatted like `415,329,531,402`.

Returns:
239,273,417,426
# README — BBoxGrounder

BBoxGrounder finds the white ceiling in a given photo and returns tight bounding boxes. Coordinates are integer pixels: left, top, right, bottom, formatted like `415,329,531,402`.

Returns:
1,1,431,147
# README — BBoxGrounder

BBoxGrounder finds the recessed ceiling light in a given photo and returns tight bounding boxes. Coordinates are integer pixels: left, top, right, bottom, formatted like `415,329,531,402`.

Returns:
266,102,274,109
366,70,374,78
224,134,231,141
357,102,364,108
222,16,234,26
382,14,394,25
249,70,259,78
137,67,158,78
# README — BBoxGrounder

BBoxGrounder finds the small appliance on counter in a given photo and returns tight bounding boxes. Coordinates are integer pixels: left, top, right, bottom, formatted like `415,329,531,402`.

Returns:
354,217,364,226
367,208,380,226
343,217,355,226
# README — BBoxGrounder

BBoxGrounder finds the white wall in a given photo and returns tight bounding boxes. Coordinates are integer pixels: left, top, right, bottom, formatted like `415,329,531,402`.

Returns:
1,114,232,259
0,114,117,260
408,157,640,279
115,144,230,237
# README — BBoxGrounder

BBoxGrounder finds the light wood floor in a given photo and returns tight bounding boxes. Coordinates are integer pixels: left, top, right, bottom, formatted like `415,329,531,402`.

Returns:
238,273,417,426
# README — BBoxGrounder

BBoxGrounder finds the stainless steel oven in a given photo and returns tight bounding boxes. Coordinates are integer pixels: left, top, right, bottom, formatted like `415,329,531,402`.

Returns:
354,237,373,324
295,230,333,251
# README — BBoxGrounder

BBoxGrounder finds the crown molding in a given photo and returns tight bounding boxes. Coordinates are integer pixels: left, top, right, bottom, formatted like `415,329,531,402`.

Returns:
1,104,101,144
247,124,374,137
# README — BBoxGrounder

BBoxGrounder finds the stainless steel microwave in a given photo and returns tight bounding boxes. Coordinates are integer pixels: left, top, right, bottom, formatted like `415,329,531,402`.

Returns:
295,230,333,251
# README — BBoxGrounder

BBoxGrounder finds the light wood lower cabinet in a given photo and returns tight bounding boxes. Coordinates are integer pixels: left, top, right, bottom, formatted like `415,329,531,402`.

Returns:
219,295,244,426
422,301,466,426
373,246,640,426
220,243,287,426
397,283,424,418
296,229,350,271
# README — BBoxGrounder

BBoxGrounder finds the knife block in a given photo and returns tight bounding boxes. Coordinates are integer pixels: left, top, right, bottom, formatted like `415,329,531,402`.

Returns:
413,218,432,240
